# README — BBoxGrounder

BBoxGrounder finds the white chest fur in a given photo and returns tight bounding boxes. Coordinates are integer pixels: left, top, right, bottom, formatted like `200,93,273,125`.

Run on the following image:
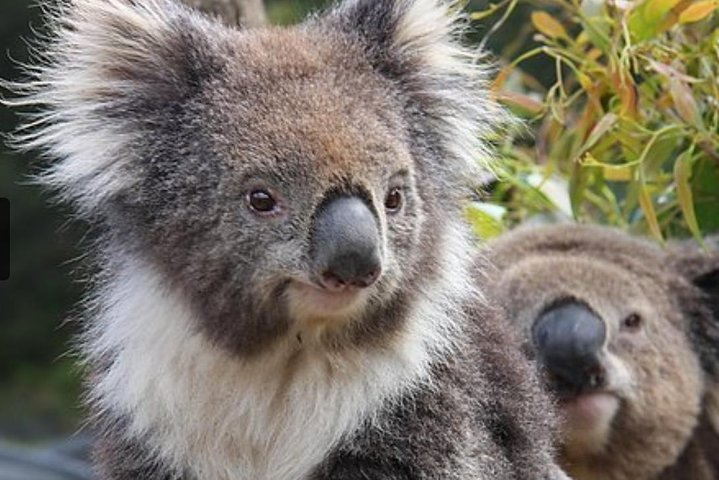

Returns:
86,230,474,480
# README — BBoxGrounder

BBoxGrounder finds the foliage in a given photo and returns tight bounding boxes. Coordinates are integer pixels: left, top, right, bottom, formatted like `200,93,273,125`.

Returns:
471,0,719,243
266,0,328,24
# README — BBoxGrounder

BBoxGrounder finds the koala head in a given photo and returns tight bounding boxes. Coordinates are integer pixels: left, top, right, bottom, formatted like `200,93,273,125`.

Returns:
484,224,719,480
9,0,501,356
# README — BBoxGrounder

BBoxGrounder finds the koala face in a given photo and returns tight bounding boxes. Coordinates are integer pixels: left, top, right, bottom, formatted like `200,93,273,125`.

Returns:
485,225,719,480
13,0,499,358
114,30,425,355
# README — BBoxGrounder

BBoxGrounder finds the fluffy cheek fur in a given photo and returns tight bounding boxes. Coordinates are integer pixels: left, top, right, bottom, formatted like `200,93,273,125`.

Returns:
593,313,706,479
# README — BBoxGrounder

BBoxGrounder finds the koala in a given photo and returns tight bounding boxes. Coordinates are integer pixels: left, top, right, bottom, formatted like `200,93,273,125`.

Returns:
6,0,567,479
483,224,719,480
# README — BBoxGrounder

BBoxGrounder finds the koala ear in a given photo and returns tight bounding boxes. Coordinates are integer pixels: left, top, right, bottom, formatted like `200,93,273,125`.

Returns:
669,239,719,376
6,0,225,214
330,0,466,76
324,0,506,174
671,239,719,318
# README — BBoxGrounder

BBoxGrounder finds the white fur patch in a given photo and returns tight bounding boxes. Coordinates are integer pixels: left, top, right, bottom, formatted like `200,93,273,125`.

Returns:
390,0,507,177
86,222,479,480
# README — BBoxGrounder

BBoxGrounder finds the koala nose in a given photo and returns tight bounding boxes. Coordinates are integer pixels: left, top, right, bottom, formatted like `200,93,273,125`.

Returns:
532,301,607,393
311,196,382,291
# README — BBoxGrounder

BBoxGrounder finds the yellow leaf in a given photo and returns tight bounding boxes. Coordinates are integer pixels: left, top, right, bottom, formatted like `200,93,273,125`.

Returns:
679,0,719,23
603,164,634,182
611,69,639,119
638,180,664,242
497,92,545,116
470,9,497,21
645,0,682,22
577,72,593,92
531,11,569,40
581,153,634,182
673,149,703,244
586,48,603,61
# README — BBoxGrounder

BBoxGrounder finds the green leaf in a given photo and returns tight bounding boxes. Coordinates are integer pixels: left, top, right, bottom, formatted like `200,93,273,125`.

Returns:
580,16,612,53
629,0,681,41
570,163,593,219
465,203,506,240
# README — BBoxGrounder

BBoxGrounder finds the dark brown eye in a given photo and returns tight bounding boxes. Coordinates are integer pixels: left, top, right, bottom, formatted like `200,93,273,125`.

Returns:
622,313,642,331
385,187,403,212
247,189,278,215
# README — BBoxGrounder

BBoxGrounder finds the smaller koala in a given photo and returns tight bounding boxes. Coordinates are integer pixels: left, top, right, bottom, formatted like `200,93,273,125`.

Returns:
483,224,719,480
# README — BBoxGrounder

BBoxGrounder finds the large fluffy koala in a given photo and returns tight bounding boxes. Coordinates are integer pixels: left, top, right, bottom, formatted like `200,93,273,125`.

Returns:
6,0,566,479
484,224,719,480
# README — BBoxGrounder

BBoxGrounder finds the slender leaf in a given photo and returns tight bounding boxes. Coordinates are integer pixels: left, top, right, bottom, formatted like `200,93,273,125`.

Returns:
638,175,664,241
673,148,703,244
679,0,719,23
531,12,569,40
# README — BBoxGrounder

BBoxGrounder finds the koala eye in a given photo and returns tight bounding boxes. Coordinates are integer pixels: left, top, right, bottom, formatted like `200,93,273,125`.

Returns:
247,189,280,215
384,187,403,213
622,313,643,331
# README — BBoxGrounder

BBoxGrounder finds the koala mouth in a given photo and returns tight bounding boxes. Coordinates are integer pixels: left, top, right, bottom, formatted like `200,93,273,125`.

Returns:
546,363,621,444
559,391,620,458
547,362,624,457
549,364,607,398
560,391,619,425
285,280,371,324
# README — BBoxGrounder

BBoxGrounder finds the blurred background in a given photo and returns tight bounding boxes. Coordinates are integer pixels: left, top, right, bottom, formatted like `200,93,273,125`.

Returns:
1,0,717,476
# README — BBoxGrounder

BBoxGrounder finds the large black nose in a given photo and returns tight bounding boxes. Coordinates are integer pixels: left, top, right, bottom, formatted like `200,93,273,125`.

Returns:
311,196,382,291
532,301,607,393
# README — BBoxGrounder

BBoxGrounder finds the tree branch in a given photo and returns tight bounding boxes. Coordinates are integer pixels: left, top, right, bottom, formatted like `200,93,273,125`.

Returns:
182,0,267,28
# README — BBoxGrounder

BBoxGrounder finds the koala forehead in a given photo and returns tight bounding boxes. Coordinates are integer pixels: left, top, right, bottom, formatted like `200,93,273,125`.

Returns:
197,27,413,188
495,255,664,327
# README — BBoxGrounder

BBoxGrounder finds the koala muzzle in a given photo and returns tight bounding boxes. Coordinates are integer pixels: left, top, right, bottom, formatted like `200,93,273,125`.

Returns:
532,301,607,394
311,196,382,291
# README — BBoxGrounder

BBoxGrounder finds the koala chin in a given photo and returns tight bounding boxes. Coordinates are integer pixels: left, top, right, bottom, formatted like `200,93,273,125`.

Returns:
485,224,719,480
7,0,568,479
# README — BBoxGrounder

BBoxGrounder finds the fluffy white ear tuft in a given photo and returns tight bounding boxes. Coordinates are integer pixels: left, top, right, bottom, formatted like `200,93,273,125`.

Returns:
328,0,507,177
5,0,223,215
392,0,472,75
